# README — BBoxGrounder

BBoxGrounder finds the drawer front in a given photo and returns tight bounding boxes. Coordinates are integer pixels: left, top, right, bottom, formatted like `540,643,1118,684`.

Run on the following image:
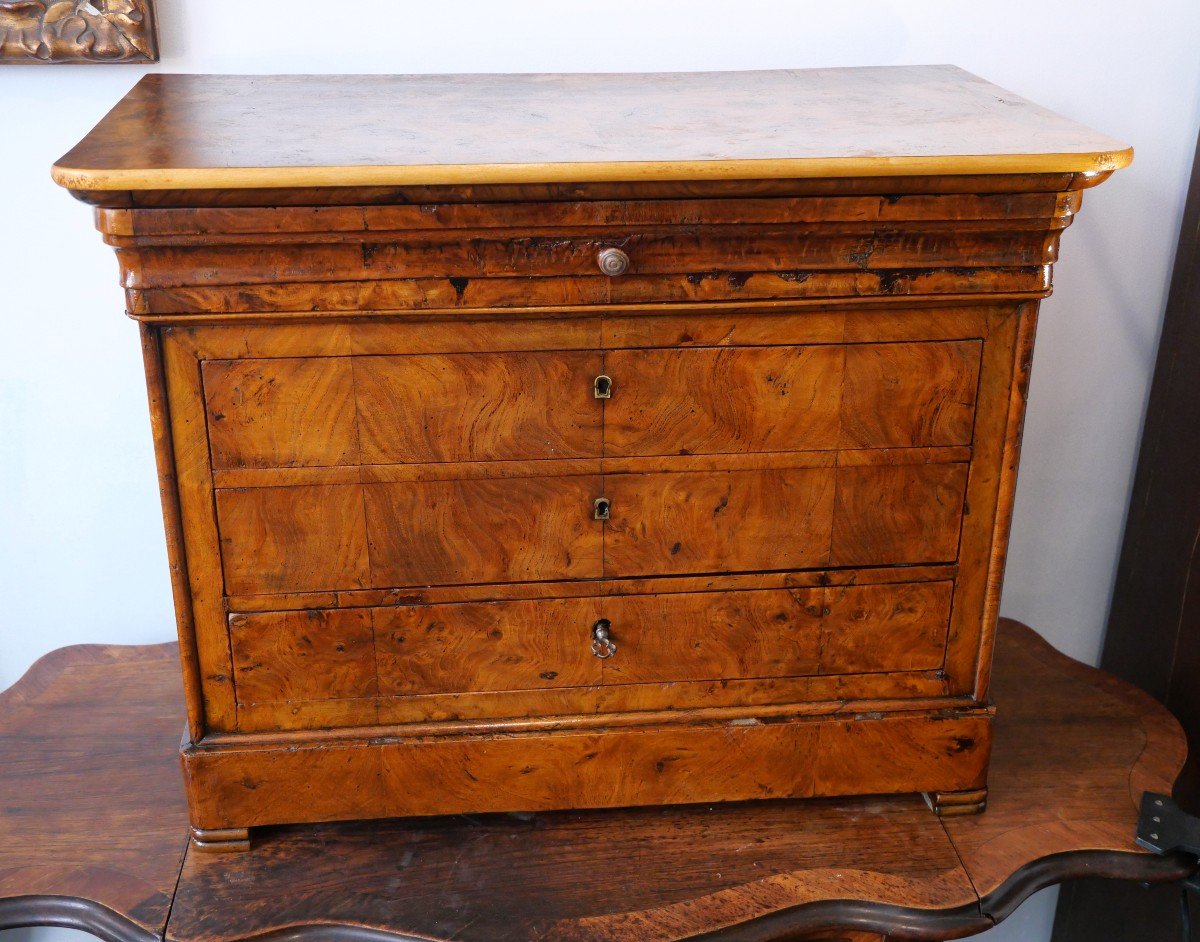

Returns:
375,598,603,696
354,352,601,464
227,580,952,708
604,463,967,577
203,357,360,469
133,226,1048,288
363,477,603,587
230,608,379,703
216,484,371,596
203,351,603,469
202,340,980,471
214,463,964,594
604,340,981,456
216,477,603,595
603,580,954,684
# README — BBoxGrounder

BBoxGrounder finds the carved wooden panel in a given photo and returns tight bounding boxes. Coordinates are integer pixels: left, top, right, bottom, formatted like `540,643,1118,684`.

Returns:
0,0,158,63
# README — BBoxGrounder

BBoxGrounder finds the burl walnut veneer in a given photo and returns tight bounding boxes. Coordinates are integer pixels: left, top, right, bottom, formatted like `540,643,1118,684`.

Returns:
53,67,1130,851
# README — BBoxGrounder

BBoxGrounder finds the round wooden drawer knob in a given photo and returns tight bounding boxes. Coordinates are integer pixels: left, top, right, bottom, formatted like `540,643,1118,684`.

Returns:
597,247,630,276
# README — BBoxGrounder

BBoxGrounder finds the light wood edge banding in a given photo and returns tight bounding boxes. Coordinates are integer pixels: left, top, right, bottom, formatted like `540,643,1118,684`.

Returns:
53,149,1134,193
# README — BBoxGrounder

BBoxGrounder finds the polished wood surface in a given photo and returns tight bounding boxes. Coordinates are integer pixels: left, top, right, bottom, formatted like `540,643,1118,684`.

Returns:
53,71,1126,840
227,581,952,707
0,621,1192,942
52,67,1130,190
0,644,188,942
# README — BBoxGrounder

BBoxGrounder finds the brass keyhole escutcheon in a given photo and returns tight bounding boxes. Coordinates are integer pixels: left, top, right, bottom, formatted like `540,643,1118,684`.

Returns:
592,618,617,659
593,497,611,520
593,374,613,399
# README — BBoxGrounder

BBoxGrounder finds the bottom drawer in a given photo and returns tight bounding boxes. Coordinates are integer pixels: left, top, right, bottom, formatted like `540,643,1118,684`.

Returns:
228,580,952,713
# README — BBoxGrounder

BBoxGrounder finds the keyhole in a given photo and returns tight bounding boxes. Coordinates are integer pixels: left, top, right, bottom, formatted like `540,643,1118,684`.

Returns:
594,374,613,399
593,497,611,520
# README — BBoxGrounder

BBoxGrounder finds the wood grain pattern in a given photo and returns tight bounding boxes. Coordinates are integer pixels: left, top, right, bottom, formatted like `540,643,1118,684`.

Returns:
605,345,844,456
602,581,952,684
168,798,984,942
820,581,955,674
605,340,981,456
0,644,188,942
375,597,602,696
162,330,239,729
606,462,966,578
203,357,360,469
830,463,969,567
140,325,206,740
943,305,1030,696
79,169,1094,210
364,476,603,587
183,708,992,831
126,267,1052,318
840,340,981,448
599,588,824,685
95,191,1078,236
273,580,954,706
52,68,1130,191
216,484,370,595
233,669,953,735
230,608,379,704
354,351,602,463
605,466,835,577
114,227,1055,288
941,625,1193,908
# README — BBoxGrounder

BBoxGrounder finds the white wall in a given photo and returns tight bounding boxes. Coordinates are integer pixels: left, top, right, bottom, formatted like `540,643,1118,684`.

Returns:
3,3,1199,941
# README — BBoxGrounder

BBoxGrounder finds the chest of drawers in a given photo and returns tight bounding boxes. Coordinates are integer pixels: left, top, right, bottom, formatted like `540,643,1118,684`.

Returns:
54,67,1128,850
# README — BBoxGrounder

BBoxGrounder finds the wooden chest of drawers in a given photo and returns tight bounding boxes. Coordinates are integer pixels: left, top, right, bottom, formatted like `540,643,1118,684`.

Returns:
54,67,1128,850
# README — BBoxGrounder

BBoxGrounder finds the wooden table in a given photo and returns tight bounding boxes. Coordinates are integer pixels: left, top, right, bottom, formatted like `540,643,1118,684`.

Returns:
0,619,1194,942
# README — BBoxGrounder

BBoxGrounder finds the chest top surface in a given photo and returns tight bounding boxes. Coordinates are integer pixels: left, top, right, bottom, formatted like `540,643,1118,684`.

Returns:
52,65,1131,192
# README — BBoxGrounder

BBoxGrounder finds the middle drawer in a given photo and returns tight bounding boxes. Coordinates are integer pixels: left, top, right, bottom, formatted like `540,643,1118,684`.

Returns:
216,461,967,594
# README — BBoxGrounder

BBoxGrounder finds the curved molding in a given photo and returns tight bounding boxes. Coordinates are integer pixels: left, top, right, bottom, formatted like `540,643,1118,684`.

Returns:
980,848,1196,924
0,895,161,942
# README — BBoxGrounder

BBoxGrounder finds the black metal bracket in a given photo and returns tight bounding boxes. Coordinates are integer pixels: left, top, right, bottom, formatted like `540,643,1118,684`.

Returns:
1137,792,1200,896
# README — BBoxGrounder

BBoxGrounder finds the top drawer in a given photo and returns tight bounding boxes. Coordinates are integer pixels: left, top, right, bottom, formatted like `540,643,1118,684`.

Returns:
112,191,1071,316
202,339,982,469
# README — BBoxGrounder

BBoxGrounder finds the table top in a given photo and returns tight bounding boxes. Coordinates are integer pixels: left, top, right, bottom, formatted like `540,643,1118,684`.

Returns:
51,66,1132,192
0,619,1191,942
